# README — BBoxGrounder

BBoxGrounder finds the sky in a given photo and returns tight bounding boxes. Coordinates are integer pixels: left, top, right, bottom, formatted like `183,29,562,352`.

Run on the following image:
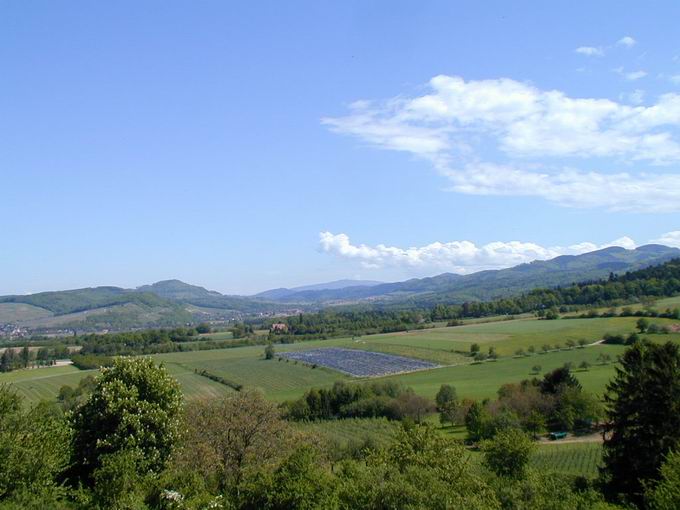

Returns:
2,1,680,295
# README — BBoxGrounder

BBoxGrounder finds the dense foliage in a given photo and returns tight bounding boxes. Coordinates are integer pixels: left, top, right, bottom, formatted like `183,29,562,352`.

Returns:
0,345,70,372
460,366,602,442
601,340,680,506
428,258,680,320
68,357,183,485
284,380,435,422
2,340,680,508
268,310,431,342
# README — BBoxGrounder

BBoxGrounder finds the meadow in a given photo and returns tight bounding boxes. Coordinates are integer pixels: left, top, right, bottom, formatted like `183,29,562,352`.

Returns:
2,313,678,405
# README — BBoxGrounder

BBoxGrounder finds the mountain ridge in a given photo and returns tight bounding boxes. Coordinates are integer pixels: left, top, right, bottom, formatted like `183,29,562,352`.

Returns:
1,244,678,332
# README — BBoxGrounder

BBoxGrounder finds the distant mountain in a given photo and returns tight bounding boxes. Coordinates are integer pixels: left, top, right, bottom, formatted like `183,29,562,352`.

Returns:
0,280,287,333
260,244,680,306
0,286,192,332
1,244,678,333
255,279,383,300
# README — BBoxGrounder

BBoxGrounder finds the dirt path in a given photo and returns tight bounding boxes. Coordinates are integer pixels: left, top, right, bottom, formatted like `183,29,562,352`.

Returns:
539,432,603,445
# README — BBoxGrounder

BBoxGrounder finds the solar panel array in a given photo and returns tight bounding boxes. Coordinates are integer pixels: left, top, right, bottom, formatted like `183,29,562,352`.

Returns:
279,347,438,377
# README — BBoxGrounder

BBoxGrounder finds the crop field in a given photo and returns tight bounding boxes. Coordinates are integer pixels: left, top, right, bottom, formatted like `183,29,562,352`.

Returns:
279,347,438,377
0,302,53,323
531,442,603,477
297,417,400,448
4,311,678,406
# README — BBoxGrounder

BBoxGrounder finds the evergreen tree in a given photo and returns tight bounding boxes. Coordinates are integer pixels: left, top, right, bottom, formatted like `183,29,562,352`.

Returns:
601,341,680,506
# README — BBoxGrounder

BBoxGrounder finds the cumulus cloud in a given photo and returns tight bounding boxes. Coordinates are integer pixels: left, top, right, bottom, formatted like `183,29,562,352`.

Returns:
576,46,604,57
617,36,637,48
651,231,680,248
323,75,680,212
319,231,641,273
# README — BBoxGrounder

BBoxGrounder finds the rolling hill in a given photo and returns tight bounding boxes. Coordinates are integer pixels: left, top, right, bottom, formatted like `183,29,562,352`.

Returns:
1,244,678,333
258,245,680,306
255,279,383,301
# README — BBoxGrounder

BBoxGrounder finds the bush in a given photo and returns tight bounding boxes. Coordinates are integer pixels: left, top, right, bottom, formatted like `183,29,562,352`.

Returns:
482,429,535,479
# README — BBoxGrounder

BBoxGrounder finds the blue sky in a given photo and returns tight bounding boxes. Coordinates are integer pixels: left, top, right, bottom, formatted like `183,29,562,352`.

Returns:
2,1,680,295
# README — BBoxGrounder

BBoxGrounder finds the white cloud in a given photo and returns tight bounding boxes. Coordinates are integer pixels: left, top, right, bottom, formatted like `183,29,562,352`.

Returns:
651,231,680,248
324,75,680,212
670,75,680,85
442,164,680,213
319,231,642,273
576,46,604,57
624,70,647,81
617,36,637,48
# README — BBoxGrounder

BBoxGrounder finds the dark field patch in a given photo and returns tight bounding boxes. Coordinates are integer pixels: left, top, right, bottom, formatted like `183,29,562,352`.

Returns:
279,347,438,377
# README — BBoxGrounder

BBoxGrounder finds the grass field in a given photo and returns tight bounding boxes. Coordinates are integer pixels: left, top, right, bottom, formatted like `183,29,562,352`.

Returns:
359,316,661,357
2,313,678,406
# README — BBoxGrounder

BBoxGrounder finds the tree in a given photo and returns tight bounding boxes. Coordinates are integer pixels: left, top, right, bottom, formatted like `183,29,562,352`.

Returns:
531,365,542,375
0,350,13,372
637,317,650,333
566,339,576,349
0,385,71,503
264,343,275,360
488,346,498,359
540,366,581,395
178,391,295,495
578,339,588,348
601,341,680,506
579,361,591,371
20,345,30,368
482,428,535,479
646,449,680,510
465,401,493,442
435,384,457,409
545,309,559,320
69,357,183,485
241,446,338,509
470,343,480,355
195,323,211,334
388,393,435,422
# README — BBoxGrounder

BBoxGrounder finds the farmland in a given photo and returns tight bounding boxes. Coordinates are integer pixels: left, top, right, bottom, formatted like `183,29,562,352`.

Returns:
2,313,679,405
279,347,438,377
531,442,603,477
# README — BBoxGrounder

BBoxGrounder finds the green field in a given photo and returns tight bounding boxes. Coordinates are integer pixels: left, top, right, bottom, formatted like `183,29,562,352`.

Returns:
2,313,679,406
297,417,401,449
531,442,603,477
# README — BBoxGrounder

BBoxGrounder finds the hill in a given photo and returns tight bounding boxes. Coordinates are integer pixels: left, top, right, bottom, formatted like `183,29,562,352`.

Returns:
262,245,680,306
255,279,383,300
0,287,192,332
137,279,288,314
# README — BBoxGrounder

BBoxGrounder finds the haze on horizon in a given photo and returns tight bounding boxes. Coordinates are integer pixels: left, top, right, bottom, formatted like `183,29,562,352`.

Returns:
2,1,680,295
